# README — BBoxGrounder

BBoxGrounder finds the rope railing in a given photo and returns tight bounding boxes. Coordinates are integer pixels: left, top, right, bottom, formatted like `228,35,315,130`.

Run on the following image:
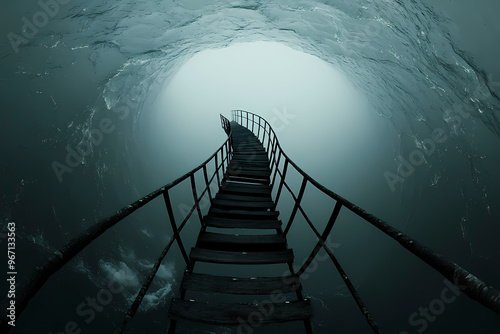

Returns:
0,115,233,333
3,110,499,333
232,109,500,332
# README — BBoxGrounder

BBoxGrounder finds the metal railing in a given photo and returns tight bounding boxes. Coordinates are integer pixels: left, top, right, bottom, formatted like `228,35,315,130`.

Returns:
232,109,500,332
0,115,233,333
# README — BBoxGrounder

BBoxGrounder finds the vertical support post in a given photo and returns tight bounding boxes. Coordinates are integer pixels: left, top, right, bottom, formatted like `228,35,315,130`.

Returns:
163,191,191,269
252,113,255,133
220,147,226,176
270,149,282,191
246,111,249,128
202,165,213,204
272,158,288,209
190,174,204,224
283,176,307,236
215,153,221,187
262,123,266,148
323,243,381,333
257,117,261,139
296,201,342,276
266,131,273,158
224,139,229,164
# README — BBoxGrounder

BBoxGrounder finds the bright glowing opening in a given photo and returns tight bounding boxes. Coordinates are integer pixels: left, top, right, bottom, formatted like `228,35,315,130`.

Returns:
141,41,392,191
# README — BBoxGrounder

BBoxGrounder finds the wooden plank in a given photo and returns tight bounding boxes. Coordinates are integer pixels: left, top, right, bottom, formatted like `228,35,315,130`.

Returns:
228,162,270,169
232,152,268,156
219,185,271,196
227,166,271,174
232,151,266,156
197,231,286,251
189,248,294,264
227,165,271,172
221,181,271,190
204,216,281,229
226,169,271,179
169,299,312,325
215,193,272,202
231,137,258,143
232,143,264,147
209,208,279,220
181,272,301,294
233,142,264,151
229,160,269,166
225,176,269,185
230,156,269,162
231,155,268,160
212,198,273,210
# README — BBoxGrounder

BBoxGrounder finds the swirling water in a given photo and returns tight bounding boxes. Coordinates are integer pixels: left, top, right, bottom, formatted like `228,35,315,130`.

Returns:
1,0,500,333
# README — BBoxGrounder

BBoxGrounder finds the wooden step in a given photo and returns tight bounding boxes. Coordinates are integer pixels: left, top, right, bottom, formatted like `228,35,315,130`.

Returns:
204,216,281,229
227,164,271,172
231,138,259,144
226,169,271,179
227,161,270,169
209,208,279,220
233,146,265,151
181,272,301,294
232,152,268,157
227,166,271,174
225,176,269,185
215,193,272,202
169,299,312,325
221,181,271,190
212,198,273,210
190,248,294,264
197,231,286,251
219,184,271,196
230,156,269,162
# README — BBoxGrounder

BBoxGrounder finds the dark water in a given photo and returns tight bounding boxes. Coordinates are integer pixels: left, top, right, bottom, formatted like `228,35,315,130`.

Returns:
1,0,500,333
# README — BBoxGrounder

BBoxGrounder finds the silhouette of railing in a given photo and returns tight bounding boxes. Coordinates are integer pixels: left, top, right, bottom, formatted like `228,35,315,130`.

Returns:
232,109,500,333
0,115,234,333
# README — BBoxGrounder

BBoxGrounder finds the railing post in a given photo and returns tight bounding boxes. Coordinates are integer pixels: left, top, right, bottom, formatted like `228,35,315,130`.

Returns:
322,240,381,333
190,174,204,224
202,165,213,204
267,132,275,163
262,123,267,149
272,158,288,210
297,201,342,276
214,153,221,187
114,235,178,334
257,117,261,139
270,149,282,191
220,147,226,176
283,176,307,236
252,113,255,133
163,191,192,269
266,129,272,155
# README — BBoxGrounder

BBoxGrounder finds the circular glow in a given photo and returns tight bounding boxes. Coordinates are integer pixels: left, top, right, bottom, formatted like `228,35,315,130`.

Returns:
140,42,395,193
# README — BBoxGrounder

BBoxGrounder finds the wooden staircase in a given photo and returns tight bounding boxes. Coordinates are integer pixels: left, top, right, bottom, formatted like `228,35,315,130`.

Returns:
167,122,313,332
